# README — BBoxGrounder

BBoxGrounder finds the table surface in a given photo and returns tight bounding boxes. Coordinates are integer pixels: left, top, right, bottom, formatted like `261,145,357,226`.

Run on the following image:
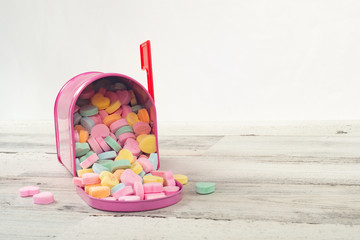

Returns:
0,121,359,240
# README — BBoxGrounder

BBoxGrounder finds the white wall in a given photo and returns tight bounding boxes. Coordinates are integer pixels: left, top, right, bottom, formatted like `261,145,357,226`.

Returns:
0,0,359,122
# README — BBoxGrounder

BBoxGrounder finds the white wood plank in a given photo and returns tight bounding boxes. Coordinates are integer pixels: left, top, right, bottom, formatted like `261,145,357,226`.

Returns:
158,120,360,136
1,121,360,239
1,120,360,136
55,216,360,240
1,156,359,224
205,135,360,158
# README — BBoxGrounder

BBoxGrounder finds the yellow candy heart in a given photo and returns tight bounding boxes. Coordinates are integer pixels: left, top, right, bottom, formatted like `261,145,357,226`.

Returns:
105,100,121,114
143,175,164,184
126,112,140,127
136,134,148,143
101,174,119,188
139,135,156,154
99,171,112,180
77,168,94,177
91,93,110,110
174,174,188,185
130,162,143,175
115,149,134,163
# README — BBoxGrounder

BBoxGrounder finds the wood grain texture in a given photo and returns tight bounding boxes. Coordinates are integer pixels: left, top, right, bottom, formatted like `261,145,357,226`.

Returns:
0,121,359,239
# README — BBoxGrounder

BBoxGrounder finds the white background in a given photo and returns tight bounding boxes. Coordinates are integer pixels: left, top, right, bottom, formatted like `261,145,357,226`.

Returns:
0,0,359,122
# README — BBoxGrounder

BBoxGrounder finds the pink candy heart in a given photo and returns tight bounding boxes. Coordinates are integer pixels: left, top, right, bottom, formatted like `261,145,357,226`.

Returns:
33,192,54,205
19,186,55,205
19,186,40,197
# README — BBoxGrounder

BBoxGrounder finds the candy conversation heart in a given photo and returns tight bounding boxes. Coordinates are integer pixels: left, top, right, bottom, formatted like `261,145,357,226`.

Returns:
70,79,186,204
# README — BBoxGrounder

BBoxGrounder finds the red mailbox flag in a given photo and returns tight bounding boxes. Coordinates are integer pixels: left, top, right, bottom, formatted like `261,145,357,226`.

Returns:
140,40,155,102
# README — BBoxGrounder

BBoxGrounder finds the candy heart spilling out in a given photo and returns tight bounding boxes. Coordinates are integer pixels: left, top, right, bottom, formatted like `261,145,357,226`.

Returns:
195,182,216,195
18,186,55,205
19,186,40,197
33,192,55,205
73,79,188,201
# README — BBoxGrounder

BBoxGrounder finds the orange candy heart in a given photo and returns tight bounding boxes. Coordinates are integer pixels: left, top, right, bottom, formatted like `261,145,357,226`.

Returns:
137,109,150,124
103,114,122,127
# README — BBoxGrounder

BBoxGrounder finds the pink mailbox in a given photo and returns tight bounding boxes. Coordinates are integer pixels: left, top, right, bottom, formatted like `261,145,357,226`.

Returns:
54,42,182,211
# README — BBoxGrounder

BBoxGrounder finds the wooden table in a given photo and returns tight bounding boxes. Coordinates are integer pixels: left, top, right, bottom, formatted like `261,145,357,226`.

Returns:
1,121,359,239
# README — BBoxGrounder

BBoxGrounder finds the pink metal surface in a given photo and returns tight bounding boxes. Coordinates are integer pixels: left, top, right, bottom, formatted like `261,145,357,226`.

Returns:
54,72,182,212
54,72,160,175
54,72,101,168
76,180,183,212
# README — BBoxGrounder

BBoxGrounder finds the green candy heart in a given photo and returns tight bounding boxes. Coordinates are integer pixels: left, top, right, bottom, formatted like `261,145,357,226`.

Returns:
196,182,216,195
